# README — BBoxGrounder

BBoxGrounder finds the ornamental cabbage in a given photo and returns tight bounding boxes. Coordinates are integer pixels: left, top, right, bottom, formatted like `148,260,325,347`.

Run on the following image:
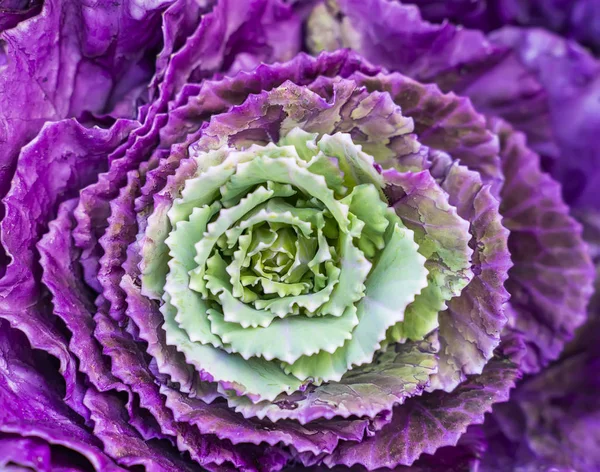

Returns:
0,0,597,471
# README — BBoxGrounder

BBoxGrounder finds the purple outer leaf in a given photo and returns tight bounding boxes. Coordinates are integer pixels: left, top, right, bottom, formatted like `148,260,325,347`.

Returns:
492,117,595,373
0,0,175,266
38,196,181,445
97,170,143,322
479,211,600,472
304,351,521,469
0,0,41,31
0,321,122,471
38,199,122,393
284,424,486,471
484,27,600,210
162,385,383,456
83,388,203,472
406,0,600,55
0,119,136,416
315,0,505,87
0,432,102,472
428,156,511,390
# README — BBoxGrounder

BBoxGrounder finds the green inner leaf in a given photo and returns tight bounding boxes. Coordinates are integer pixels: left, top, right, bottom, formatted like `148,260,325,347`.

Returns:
142,127,464,404
283,213,429,383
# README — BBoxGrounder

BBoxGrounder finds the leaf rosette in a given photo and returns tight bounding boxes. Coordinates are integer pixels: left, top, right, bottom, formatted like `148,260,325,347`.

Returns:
145,128,436,402
118,66,492,425
0,1,594,468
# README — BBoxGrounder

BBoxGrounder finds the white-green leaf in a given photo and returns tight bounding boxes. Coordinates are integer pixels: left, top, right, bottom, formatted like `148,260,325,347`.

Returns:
284,217,428,382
